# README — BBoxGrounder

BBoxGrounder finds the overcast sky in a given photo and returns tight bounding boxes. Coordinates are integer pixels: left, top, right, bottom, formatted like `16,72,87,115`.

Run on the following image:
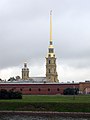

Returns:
0,0,90,82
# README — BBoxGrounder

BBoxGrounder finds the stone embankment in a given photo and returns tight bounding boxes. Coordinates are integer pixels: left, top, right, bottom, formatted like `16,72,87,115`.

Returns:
0,111,90,118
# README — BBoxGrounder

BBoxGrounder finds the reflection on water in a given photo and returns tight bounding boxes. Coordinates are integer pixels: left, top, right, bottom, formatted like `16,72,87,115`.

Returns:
0,114,89,120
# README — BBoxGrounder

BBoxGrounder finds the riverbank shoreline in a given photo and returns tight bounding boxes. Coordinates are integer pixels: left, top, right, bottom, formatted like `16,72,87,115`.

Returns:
0,111,90,118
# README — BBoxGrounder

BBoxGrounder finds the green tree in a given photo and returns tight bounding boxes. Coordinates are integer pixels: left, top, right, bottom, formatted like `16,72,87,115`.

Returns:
63,88,79,95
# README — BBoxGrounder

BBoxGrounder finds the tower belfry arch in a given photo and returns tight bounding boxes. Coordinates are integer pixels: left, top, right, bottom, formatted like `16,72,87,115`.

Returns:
46,11,58,83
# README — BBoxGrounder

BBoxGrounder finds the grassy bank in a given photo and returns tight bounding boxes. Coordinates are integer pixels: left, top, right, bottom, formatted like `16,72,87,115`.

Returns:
0,95,90,112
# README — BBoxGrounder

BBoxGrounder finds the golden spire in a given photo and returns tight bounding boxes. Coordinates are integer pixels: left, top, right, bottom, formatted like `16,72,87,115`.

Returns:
50,10,52,43
47,10,55,58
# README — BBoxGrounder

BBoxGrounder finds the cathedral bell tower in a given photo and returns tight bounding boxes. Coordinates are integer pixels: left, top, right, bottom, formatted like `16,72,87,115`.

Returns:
22,62,29,80
46,11,58,83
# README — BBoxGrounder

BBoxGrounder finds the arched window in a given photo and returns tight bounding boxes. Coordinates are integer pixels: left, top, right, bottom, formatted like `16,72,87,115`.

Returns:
54,69,55,73
57,88,60,91
49,60,51,64
38,88,41,91
49,69,50,73
48,88,50,91
20,88,22,91
29,88,31,91
49,48,53,53
49,54,51,57
54,77,56,82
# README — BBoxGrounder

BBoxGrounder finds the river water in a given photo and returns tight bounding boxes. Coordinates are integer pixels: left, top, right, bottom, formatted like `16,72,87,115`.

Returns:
0,115,89,120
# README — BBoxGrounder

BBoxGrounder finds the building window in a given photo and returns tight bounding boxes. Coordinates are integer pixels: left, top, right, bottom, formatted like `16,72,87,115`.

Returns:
20,88,22,91
49,60,50,64
57,88,60,91
29,88,31,91
54,77,56,82
49,69,50,73
38,88,41,91
49,48,53,53
49,54,51,57
48,88,50,91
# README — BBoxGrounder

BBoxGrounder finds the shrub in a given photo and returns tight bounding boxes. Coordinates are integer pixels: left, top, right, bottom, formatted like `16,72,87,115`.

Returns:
63,88,79,95
0,89,22,99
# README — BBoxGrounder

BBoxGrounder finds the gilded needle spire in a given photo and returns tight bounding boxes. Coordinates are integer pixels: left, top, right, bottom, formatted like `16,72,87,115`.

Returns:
48,10,54,57
46,11,58,83
50,10,52,44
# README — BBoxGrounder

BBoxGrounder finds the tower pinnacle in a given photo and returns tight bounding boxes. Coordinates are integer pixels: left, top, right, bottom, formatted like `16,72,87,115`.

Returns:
46,11,58,83
50,10,52,44
47,10,55,58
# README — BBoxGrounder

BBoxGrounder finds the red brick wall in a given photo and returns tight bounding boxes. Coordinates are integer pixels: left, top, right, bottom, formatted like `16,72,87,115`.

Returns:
0,83,79,95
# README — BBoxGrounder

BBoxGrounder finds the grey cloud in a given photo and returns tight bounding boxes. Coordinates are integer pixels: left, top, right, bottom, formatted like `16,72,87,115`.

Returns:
60,58,90,69
0,0,90,71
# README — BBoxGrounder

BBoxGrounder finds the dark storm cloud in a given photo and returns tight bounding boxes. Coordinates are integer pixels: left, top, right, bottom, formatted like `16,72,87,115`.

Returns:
0,0,90,70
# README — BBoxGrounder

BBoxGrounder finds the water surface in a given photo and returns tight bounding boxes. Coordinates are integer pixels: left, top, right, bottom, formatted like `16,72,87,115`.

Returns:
0,114,89,120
